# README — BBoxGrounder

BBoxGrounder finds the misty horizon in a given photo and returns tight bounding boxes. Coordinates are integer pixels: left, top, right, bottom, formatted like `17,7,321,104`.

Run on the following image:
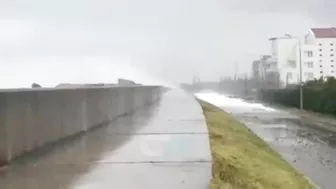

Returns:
1,0,335,88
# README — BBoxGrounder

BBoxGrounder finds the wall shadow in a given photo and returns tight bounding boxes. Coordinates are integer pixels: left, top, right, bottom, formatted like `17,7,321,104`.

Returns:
0,99,161,188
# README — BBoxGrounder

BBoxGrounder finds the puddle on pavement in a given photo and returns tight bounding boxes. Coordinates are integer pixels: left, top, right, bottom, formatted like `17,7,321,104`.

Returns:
223,107,336,189
325,134,336,147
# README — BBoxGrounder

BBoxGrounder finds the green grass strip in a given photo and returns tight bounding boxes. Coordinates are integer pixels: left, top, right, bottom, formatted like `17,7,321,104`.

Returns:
198,100,315,189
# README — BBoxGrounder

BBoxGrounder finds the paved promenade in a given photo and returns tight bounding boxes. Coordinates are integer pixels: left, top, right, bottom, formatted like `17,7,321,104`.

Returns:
0,89,212,189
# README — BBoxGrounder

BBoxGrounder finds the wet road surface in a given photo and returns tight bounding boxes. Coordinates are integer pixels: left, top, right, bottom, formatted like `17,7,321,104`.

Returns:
0,89,212,189
196,92,336,189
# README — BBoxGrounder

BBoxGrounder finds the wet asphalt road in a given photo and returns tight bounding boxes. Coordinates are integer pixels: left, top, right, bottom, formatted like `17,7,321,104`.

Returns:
197,92,336,189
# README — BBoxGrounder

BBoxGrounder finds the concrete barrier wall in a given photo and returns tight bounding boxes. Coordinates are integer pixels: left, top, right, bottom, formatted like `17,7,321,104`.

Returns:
118,78,137,86
0,86,161,165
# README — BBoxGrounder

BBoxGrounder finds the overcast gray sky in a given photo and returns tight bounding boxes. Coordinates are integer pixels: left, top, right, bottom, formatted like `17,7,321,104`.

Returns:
0,0,334,87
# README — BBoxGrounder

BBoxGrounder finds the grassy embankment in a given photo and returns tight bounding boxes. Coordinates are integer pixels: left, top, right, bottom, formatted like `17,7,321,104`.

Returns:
198,100,315,189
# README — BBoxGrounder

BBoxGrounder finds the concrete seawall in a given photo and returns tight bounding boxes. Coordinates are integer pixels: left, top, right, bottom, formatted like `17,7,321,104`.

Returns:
118,78,138,86
0,86,161,166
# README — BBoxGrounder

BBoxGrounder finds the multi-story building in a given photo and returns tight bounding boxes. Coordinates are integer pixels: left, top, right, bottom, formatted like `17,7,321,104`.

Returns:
304,28,336,79
252,37,300,89
251,55,280,89
268,37,300,88
301,44,317,82
253,27,336,89
252,60,261,78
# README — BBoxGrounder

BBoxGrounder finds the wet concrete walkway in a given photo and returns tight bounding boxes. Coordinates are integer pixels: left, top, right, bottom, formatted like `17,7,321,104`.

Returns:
0,89,212,189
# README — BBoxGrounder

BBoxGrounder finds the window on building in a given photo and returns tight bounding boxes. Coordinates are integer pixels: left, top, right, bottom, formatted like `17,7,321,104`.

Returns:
305,61,314,68
319,43,322,46
305,72,314,79
331,54,334,57
331,43,334,46
320,71,323,74
332,65,334,67
320,60,322,62
287,72,292,79
332,49,334,51
332,60,334,62
319,49,322,51
287,60,296,68
305,51,313,57
308,72,314,79
320,65,323,67
320,54,323,57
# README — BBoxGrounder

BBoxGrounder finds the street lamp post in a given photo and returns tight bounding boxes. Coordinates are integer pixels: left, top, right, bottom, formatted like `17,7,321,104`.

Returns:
285,34,303,110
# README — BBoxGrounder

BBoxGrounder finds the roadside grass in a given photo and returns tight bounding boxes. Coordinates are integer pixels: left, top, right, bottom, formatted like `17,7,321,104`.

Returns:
198,100,315,189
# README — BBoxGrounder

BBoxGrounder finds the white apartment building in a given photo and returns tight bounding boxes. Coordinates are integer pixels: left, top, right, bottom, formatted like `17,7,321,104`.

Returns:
265,28,336,88
301,44,317,82
304,28,336,79
268,37,300,87
253,27,336,88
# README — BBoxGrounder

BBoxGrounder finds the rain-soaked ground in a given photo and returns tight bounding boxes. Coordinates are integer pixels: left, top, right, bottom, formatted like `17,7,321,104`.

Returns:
0,89,211,189
196,92,336,189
